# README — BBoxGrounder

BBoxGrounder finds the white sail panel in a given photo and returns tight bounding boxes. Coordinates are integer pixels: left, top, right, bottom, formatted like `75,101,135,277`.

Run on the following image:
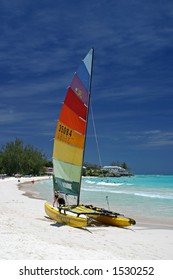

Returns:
53,159,81,182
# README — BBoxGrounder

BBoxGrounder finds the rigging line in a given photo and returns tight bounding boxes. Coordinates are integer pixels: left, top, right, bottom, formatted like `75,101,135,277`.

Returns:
90,101,102,167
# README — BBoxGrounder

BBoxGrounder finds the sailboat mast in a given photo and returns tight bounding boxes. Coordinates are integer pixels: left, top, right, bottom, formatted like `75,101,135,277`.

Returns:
77,48,94,205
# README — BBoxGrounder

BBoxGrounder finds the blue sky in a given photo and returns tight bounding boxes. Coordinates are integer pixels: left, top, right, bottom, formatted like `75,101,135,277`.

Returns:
1,0,173,174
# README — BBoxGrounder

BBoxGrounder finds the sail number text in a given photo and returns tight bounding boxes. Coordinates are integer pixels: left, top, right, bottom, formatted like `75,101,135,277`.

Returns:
58,124,72,137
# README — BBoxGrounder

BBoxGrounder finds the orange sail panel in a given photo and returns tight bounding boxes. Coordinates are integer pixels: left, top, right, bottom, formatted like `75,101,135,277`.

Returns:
64,87,87,120
59,104,86,135
53,139,83,166
55,121,85,149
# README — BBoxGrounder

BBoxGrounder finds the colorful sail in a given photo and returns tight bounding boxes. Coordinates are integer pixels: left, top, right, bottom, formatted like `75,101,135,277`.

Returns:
53,49,94,203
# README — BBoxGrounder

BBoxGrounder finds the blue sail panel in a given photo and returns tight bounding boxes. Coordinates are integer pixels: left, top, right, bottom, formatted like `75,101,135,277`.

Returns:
76,62,90,91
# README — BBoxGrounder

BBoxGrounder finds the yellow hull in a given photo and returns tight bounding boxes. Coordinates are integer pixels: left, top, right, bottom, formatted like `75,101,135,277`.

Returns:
44,203,88,228
74,205,136,227
89,214,136,227
45,203,136,228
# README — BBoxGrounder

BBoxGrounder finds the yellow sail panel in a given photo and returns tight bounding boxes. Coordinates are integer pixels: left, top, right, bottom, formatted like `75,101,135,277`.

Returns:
55,121,85,149
53,159,81,182
53,139,83,166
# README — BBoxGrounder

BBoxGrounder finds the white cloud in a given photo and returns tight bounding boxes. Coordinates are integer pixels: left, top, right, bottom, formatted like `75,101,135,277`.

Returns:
126,130,173,148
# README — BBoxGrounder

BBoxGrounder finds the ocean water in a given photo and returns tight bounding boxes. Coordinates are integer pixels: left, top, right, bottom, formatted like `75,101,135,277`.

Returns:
34,175,173,226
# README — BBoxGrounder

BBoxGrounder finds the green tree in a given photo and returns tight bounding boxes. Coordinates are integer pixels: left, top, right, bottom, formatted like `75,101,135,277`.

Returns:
0,139,47,176
121,162,129,171
0,139,23,175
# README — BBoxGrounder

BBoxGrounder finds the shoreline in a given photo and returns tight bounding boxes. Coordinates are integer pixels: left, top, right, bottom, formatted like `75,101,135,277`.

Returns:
0,176,173,260
17,176,49,200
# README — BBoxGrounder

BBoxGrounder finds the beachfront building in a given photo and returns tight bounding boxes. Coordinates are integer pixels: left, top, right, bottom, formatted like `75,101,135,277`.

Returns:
102,165,131,176
45,167,53,175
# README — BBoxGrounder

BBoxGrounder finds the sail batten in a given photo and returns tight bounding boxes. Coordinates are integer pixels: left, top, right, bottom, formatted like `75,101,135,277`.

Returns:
53,49,94,202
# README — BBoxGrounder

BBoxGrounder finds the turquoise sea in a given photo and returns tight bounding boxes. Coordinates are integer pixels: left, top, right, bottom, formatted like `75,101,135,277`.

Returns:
34,175,173,226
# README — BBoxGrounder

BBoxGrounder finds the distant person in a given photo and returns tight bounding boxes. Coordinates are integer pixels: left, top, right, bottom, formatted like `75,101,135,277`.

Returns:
53,191,59,207
53,191,65,207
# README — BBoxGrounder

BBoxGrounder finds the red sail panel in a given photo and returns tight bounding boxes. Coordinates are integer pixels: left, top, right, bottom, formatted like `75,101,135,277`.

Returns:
55,121,85,149
59,104,86,135
64,87,87,120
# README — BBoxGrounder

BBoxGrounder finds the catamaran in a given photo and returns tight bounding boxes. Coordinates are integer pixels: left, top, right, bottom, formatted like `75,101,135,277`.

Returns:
44,49,136,227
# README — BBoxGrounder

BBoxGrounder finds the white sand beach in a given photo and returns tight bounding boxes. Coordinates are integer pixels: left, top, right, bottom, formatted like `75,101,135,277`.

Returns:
0,177,173,260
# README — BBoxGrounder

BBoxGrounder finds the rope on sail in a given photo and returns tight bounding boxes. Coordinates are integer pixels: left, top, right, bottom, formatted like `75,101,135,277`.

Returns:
90,101,102,167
